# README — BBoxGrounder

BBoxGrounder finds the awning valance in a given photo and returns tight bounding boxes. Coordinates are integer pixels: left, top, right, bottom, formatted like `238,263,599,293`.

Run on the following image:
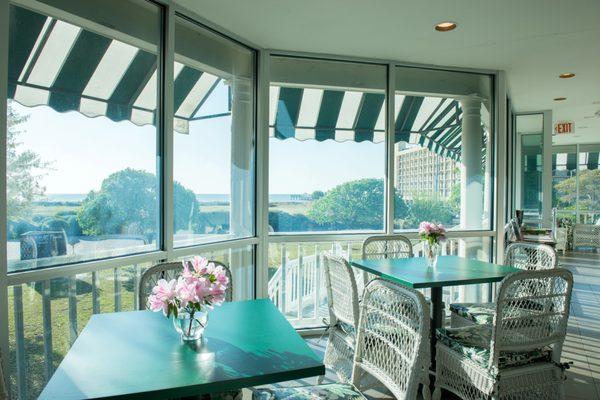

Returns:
8,6,221,134
269,86,464,160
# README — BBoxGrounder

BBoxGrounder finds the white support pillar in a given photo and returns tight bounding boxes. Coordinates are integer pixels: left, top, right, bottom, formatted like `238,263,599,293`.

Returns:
460,95,484,232
230,75,254,300
459,94,485,302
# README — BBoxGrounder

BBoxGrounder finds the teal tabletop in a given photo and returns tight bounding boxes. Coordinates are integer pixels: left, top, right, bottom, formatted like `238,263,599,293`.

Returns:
350,255,521,288
39,299,325,400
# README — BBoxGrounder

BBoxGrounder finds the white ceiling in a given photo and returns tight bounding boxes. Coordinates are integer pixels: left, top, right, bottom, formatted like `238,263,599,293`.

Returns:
176,0,600,144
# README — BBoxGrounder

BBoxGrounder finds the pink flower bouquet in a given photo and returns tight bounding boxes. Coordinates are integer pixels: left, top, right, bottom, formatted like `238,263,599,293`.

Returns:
419,221,446,267
148,256,229,340
418,221,447,245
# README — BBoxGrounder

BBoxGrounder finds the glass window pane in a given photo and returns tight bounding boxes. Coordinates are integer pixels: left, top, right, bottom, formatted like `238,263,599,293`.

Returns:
577,144,600,224
6,1,161,272
173,16,255,247
394,66,493,231
515,114,544,223
269,56,386,233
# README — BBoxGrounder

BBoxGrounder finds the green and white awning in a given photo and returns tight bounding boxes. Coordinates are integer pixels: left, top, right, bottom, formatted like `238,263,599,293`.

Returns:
269,86,464,160
8,6,221,134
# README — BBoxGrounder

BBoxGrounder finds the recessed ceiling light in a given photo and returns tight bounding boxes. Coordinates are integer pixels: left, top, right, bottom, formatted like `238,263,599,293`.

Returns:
559,73,575,79
554,97,567,101
435,21,457,32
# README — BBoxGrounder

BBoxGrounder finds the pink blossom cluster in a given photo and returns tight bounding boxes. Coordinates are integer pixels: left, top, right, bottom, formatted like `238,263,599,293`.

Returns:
148,256,229,317
418,221,447,244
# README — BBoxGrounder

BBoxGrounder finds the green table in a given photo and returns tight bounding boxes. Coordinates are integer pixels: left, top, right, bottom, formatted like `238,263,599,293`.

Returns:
350,256,520,368
39,299,325,399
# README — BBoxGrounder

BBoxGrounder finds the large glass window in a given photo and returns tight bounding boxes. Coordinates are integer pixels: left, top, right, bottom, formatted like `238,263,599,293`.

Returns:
393,67,493,231
6,1,161,272
513,114,544,223
268,56,386,233
172,16,255,247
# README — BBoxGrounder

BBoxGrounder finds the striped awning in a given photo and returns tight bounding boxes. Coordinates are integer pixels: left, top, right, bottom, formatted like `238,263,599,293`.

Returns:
269,86,464,160
8,6,222,134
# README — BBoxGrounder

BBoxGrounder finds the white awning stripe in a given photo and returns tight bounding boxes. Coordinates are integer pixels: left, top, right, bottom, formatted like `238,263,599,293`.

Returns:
83,40,138,100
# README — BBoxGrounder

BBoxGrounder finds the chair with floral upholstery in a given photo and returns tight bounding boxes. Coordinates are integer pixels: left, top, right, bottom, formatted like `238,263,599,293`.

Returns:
139,260,240,400
433,268,573,400
252,278,431,400
450,242,557,328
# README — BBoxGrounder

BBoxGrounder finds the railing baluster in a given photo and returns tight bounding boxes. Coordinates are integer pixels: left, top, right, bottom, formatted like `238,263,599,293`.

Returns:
92,271,100,314
42,279,54,381
297,244,304,320
280,244,287,315
314,244,320,319
114,268,121,312
133,265,141,310
13,285,27,400
68,276,78,345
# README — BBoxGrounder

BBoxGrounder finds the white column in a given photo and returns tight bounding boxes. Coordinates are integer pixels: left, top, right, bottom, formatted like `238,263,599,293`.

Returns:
460,95,484,231
230,76,253,238
230,75,254,300
458,95,485,302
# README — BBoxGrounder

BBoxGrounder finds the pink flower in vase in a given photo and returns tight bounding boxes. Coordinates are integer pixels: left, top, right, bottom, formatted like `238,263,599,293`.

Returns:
148,278,177,315
191,256,209,275
175,277,198,308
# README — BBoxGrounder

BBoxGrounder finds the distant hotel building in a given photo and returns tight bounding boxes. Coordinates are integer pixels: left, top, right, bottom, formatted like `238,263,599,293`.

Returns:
395,142,460,201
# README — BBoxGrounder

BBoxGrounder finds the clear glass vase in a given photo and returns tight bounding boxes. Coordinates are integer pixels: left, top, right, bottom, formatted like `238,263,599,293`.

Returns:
173,310,208,341
423,241,441,268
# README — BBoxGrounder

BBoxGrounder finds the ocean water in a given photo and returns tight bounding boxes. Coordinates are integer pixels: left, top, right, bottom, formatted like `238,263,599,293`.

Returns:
41,193,310,203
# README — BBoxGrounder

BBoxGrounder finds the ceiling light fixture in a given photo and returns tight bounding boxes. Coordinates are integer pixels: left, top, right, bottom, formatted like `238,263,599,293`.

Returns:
435,21,457,32
554,97,567,101
559,73,575,79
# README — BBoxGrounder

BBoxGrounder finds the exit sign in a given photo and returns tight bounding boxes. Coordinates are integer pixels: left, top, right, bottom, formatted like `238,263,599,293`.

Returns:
554,121,574,134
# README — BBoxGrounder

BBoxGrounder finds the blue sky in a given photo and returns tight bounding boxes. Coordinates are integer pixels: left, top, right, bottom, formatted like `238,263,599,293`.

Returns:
13,83,384,196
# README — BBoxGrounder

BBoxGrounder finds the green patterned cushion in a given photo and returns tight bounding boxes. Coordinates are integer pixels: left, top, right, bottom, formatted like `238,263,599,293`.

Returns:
199,390,243,400
449,302,496,324
436,325,553,373
252,383,366,400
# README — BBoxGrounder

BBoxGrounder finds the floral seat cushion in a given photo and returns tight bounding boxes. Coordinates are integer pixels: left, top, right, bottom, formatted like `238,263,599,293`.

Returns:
251,383,366,400
449,302,496,325
450,301,548,326
436,325,553,373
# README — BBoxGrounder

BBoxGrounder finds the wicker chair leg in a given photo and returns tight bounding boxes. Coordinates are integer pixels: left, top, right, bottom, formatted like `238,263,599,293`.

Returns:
432,386,442,400
422,383,431,400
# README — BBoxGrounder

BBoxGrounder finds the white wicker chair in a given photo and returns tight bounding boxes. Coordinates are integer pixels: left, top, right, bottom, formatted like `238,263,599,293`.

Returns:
139,260,240,400
359,235,413,294
252,279,430,400
433,268,573,400
320,253,361,383
450,243,557,328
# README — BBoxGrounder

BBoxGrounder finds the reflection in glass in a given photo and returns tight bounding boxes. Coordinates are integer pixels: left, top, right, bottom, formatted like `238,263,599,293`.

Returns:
173,16,255,247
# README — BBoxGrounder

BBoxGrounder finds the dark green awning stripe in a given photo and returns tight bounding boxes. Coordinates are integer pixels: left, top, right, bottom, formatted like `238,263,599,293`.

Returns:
354,93,384,142
315,90,344,141
587,152,599,170
394,96,423,142
552,154,557,171
8,6,47,97
173,67,202,112
274,87,303,139
49,31,111,112
107,51,156,121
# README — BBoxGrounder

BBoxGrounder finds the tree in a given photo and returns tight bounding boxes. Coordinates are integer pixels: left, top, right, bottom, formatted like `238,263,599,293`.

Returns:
311,190,325,200
405,196,454,228
308,179,407,230
77,168,200,240
7,102,50,219
555,169,600,211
